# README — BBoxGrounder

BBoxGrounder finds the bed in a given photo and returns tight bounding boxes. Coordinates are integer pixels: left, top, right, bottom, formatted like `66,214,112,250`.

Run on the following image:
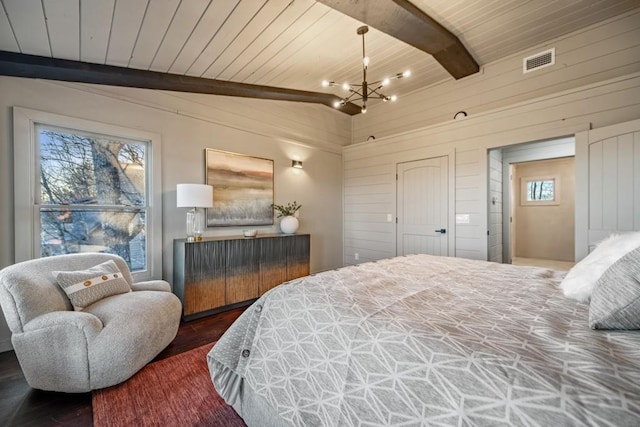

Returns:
207,253,640,426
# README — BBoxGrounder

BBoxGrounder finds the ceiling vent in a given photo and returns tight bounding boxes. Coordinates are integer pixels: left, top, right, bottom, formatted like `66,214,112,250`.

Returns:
523,48,555,73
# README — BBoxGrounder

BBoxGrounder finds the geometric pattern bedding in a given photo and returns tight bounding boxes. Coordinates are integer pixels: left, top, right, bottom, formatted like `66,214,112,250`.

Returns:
208,254,640,426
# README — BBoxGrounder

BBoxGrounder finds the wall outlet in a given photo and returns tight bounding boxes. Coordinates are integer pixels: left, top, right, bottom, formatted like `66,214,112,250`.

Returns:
354,253,359,260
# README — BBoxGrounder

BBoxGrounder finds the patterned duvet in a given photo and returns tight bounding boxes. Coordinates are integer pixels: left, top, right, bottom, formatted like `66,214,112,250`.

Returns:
208,254,640,426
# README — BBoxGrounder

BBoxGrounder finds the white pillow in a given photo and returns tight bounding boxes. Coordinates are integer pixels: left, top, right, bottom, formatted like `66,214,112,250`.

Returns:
560,232,640,302
55,260,131,311
589,247,640,330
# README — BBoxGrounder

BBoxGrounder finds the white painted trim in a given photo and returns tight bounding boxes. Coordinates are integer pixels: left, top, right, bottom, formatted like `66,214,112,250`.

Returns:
12,107,37,262
12,107,163,281
448,151,456,256
479,153,489,261
575,130,589,262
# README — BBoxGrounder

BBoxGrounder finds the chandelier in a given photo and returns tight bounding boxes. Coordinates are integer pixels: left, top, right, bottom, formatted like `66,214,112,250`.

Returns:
322,26,410,114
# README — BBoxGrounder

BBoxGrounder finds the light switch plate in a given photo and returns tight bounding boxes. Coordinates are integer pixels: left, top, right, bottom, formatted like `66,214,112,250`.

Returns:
456,214,470,224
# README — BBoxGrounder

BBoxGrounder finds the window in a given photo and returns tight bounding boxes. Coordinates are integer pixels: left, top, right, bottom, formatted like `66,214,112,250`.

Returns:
526,179,555,201
38,125,148,271
14,108,162,280
520,176,560,206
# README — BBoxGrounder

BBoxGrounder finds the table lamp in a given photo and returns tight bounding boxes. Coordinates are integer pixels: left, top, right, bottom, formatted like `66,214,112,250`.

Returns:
176,184,213,242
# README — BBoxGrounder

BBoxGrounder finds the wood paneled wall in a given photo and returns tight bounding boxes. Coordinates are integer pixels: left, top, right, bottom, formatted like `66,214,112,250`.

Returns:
488,150,503,263
352,9,640,143
344,73,640,264
575,119,640,259
343,10,640,265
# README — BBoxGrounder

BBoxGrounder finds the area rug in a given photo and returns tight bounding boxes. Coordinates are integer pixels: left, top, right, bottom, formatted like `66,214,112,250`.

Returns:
92,342,246,426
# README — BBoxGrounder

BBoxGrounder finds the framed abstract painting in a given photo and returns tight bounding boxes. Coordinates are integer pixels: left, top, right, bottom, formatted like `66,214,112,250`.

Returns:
205,149,274,226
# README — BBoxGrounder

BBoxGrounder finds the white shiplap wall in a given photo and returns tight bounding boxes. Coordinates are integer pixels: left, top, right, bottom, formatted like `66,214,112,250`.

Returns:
575,119,640,259
344,158,396,264
344,11,640,265
454,148,483,259
488,150,503,263
352,9,640,143
343,72,640,264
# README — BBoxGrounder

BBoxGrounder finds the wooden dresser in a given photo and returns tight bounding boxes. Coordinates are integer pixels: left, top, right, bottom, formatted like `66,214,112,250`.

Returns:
173,234,310,320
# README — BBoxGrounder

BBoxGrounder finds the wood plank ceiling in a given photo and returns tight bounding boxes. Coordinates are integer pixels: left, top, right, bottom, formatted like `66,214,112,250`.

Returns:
0,0,638,113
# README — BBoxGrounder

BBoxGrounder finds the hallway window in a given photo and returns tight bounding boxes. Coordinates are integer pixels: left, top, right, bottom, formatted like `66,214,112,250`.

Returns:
520,176,559,207
526,179,555,201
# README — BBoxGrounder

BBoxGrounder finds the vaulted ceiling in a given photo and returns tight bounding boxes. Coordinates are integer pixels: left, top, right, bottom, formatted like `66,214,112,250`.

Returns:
1,0,638,114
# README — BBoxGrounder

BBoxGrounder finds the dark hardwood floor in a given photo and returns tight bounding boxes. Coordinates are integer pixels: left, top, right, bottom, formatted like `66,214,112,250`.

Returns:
0,306,247,427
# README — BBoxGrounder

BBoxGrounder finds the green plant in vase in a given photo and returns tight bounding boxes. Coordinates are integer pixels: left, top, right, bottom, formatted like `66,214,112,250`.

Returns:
272,201,302,217
272,201,301,233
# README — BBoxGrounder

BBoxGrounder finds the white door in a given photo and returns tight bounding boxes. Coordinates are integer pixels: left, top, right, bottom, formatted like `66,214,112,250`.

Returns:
397,157,448,256
576,118,640,260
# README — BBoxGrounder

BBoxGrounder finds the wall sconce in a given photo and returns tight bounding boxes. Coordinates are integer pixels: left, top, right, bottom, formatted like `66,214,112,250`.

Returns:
292,160,303,169
176,183,213,242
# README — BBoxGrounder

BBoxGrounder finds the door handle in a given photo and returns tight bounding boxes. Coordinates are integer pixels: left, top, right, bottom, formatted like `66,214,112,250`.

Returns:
435,229,446,234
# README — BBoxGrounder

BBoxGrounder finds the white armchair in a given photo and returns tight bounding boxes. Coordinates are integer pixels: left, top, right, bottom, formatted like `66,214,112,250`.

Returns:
0,253,182,392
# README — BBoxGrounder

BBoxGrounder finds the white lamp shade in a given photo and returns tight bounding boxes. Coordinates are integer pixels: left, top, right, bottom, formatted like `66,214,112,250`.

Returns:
176,184,213,208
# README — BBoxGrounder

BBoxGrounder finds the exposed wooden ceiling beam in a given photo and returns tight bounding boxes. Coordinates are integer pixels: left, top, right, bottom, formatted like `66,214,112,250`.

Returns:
316,0,479,79
0,51,362,115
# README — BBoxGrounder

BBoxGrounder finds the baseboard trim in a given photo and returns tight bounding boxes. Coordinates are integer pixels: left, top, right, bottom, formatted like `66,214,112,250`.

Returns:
0,338,13,353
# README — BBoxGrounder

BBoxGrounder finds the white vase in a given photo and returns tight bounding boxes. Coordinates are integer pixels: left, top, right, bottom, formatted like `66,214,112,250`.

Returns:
280,216,299,234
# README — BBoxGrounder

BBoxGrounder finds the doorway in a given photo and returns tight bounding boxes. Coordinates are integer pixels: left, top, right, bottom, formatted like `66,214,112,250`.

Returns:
397,156,448,256
511,157,575,268
490,136,576,267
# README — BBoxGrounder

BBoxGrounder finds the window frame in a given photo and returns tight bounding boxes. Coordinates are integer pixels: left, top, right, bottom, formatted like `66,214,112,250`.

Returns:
520,175,560,206
13,107,163,281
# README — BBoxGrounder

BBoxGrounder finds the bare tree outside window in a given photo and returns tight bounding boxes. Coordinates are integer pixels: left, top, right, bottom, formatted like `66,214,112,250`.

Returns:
526,179,554,202
37,126,148,272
